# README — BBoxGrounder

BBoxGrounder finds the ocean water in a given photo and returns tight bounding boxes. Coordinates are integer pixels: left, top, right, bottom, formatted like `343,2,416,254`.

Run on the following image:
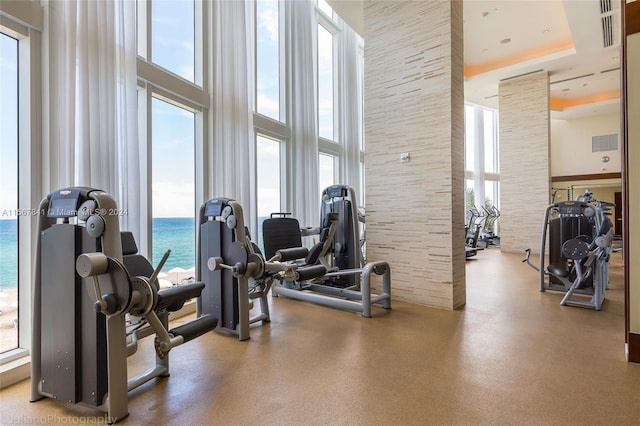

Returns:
0,217,268,290
0,219,17,290
151,217,195,273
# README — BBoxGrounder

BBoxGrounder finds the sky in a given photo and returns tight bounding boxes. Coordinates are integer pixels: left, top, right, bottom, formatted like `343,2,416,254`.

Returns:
0,33,18,218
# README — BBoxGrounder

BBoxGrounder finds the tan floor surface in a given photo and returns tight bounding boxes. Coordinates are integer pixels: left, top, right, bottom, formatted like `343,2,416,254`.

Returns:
1,249,639,425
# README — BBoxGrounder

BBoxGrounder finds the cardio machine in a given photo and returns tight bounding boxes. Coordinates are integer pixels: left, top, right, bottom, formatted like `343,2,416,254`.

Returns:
523,194,613,310
31,187,217,423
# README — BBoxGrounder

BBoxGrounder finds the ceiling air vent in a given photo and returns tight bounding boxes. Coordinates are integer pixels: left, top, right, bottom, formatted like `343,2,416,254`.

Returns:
601,14,614,47
600,0,615,48
592,134,618,152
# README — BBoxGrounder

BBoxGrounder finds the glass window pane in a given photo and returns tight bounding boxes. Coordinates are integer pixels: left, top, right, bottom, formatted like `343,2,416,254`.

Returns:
464,105,475,171
256,0,280,121
319,153,335,193
0,33,18,353
484,109,496,173
152,98,195,284
486,180,500,209
152,0,195,82
485,180,500,235
256,135,282,252
318,25,334,140
465,179,475,211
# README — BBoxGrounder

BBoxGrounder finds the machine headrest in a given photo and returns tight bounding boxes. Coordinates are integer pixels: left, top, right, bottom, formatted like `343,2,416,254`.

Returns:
121,231,139,255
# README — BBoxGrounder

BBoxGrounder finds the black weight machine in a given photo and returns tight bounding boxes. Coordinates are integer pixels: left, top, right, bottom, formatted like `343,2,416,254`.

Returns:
197,197,337,340
31,188,217,423
523,195,614,310
196,187,391,341
265,185,391,316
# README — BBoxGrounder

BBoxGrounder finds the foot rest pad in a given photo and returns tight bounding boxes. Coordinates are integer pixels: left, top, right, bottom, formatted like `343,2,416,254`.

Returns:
157,282,205,312
169,314,218,343
297,265,327,281
547,263,568,278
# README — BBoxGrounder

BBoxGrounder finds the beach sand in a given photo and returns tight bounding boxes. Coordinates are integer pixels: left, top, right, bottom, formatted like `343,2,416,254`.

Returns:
0,288,18,353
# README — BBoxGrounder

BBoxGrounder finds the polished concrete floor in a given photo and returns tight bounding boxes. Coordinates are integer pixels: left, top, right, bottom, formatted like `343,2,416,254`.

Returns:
2,249,639,425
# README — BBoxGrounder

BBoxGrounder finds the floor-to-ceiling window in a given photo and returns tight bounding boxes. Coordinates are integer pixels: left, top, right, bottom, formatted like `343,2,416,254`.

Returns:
254,0,287,245
316,0,342,198
0,9,40,372
151,98,196,280
137,0,207,283
256,0,282,122
465,102,500,237
256,135,283,251
0,32,19,353
319,152,335,193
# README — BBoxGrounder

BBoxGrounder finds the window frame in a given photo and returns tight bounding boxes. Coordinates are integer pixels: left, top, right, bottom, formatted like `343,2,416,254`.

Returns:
136,0,209,259
0,4,44,377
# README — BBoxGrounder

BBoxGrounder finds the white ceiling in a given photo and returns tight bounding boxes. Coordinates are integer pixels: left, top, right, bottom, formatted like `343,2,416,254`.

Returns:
464,0,621,120
330,0,622,120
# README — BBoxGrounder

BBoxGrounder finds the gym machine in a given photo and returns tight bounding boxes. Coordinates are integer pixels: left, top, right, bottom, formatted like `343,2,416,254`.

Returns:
197,198,273,341
523,196,613,310
265,185,392,316
31,187,217,423
197,197,333,340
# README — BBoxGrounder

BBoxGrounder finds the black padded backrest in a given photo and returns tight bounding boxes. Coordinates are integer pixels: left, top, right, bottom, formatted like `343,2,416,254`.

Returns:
121,231,138,255
120,231,155,279
262,217,303,260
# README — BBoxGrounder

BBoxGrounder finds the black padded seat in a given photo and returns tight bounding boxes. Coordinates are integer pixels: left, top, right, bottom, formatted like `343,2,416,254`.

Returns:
120,231,206,313
121,231,155,280
547,263,568,277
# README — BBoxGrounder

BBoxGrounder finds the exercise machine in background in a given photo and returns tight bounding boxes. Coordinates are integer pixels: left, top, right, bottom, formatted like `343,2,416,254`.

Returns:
523,191,614,310
196,191,391,341
265,185,391,316
31,188,217,423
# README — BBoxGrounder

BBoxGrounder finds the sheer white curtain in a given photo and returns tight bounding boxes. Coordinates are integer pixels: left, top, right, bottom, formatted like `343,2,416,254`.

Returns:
212,0,255,213
288,0,319,227
43,0,140,236
339,19,363,198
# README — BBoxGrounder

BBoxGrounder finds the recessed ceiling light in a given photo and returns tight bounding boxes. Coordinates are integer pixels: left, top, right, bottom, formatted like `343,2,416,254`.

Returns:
544,29,550,33
500,38,511,44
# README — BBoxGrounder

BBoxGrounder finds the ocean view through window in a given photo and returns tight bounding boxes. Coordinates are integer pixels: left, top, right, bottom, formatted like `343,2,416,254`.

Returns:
0,32,19,353
151,98,196,285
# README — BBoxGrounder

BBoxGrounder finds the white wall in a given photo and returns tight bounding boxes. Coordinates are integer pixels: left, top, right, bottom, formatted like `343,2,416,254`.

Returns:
550,111,621,177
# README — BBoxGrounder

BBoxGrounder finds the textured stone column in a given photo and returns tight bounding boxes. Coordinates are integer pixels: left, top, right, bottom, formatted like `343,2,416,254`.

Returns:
498,72,550,254
363,0,465,309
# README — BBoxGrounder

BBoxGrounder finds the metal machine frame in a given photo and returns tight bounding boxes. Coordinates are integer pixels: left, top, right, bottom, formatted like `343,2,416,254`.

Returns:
31,187,216,423
197,198,272,341
524,199,613,310
269,185,392,317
